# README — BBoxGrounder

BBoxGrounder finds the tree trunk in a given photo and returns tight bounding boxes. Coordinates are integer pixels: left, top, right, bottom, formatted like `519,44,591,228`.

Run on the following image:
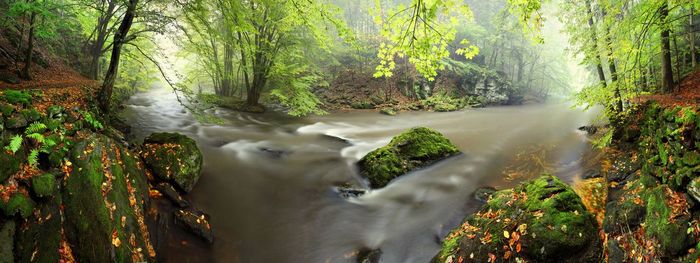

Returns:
98,0,138,113
691,7,697,68
21,11,37,80
660,2,674,93
89,1,117,80
585,0,607,87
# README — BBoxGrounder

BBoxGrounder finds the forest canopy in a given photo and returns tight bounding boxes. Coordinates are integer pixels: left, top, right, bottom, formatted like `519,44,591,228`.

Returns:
0,0,697,121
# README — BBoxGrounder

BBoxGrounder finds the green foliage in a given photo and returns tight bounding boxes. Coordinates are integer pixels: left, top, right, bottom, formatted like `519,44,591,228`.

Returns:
372,0,478,81
79,111,103,130
5,135,22,154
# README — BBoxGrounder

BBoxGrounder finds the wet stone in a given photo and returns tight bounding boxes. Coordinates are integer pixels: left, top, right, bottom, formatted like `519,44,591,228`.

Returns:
156,182,189,208
174,209,213,244
356,248,381,263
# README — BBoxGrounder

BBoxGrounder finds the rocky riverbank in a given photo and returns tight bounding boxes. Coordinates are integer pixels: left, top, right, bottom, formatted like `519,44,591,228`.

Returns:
0,87,209,262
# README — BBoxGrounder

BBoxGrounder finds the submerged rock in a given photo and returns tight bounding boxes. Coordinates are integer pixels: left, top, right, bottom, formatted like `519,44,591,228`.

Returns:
577,125,598,135
434,175,602,263
63,134,155,262
379,108,397,116
141,132,203,192
174,209,213,243
358,127,460,188
356,248,382,263
156,182,189,208
335,186,367,199
473,186,496,202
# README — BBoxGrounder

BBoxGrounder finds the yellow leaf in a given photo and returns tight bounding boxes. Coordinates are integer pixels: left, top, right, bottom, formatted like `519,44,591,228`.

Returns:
503,230,510,238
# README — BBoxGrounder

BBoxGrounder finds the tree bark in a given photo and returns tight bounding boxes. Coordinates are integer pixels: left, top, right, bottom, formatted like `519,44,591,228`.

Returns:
21,11,37,80
660,2,674,93
98,0,138,113
89,1,117,80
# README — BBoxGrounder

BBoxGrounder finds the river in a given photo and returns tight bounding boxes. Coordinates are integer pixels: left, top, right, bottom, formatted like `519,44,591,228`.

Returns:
120,87,602,263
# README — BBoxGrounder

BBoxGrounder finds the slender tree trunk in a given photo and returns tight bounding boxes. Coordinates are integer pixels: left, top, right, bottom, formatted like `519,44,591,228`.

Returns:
21,11,37,80
691,7,697,68
98,0,138,113
660,2,675,93
89,1,117,80
586,0,607,87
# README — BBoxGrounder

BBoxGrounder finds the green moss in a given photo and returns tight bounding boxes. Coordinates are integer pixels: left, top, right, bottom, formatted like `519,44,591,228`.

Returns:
0,90,32,106
3,193,35,219
358,127,460,188
421,93,466,112
32,173,56,198
644,185,692,256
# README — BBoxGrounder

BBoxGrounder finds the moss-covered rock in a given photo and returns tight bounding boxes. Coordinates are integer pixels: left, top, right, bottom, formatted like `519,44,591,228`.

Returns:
644,185,692,256
0,150,23,184
4,113,27,129
603,179,646,234
358,127,459,188
434,175,602,263
31,173,56,198
63,134,155,262
2,193,35,219
141,132,203,193
20,108,41,123
14,196,62,263
379,108,397,116
0,220,15,263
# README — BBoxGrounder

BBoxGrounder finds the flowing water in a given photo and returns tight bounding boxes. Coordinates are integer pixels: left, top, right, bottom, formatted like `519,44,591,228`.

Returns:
121,87,603,263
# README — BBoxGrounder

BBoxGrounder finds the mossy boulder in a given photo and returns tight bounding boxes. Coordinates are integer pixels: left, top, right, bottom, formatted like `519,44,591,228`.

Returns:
14,196,62,263
63,134,155,262
603,179,646,234
4,113,27,129
643,185,693,256
0,150,23,183
358,127,459,188
0,220,15,263
141,132,203,192
20,108,41,123
2,193,35,219
31,173,56,198
434,175,602,263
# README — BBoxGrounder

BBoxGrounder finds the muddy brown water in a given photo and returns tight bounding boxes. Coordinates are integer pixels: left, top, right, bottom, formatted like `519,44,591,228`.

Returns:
120,88,602,263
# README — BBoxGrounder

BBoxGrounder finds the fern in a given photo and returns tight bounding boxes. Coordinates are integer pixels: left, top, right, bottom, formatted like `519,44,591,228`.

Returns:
5,135,23,153
27,149,39,168
25,122,47,135
25,133,45,143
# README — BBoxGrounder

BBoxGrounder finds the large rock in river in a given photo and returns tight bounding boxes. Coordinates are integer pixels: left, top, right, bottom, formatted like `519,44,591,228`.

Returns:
141,132,203,192
434,175,602,263
63,134,155,262
358,127,459,188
